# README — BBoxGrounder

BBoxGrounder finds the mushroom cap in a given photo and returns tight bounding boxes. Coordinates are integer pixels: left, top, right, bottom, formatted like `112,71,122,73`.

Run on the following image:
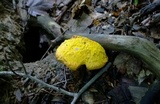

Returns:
55,35,108,71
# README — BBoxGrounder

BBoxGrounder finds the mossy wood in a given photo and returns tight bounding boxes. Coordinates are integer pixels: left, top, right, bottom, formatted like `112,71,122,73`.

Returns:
37,16,160,78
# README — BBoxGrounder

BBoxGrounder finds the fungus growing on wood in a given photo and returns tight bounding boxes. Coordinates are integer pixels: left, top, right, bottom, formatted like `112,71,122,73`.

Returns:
56,35,108,71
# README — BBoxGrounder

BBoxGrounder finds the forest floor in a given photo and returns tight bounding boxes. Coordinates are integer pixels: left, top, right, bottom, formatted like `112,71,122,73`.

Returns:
0,0,160,104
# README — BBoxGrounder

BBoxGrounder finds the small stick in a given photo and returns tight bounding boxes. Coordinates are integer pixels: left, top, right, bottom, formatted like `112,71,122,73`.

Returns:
71,62,111,104
0,62,111,103
4,52,21,76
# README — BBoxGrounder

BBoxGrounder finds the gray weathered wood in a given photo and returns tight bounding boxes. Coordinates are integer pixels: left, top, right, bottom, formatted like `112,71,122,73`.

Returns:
36,15,160,78
64,33,160,78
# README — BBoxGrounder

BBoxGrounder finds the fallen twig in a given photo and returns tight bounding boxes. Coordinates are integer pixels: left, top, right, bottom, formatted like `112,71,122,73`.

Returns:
0,62,111,103
0,71,75,96
71,62,111,104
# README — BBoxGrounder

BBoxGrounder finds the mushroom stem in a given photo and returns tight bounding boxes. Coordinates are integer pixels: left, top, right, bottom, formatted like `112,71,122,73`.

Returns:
64,33,160,78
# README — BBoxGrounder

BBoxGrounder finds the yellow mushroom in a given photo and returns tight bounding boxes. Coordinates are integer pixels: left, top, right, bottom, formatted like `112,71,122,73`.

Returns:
55,35,108,71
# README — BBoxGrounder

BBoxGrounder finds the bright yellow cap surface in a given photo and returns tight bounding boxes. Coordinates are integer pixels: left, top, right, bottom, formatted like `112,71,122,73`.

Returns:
55,35,108,71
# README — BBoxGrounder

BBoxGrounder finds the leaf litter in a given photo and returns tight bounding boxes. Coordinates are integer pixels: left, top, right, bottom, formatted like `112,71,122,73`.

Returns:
0,0,160,104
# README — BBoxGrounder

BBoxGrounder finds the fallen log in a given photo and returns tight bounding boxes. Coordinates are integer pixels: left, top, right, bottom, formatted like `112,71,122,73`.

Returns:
64,33,160,78
36,16,160,78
